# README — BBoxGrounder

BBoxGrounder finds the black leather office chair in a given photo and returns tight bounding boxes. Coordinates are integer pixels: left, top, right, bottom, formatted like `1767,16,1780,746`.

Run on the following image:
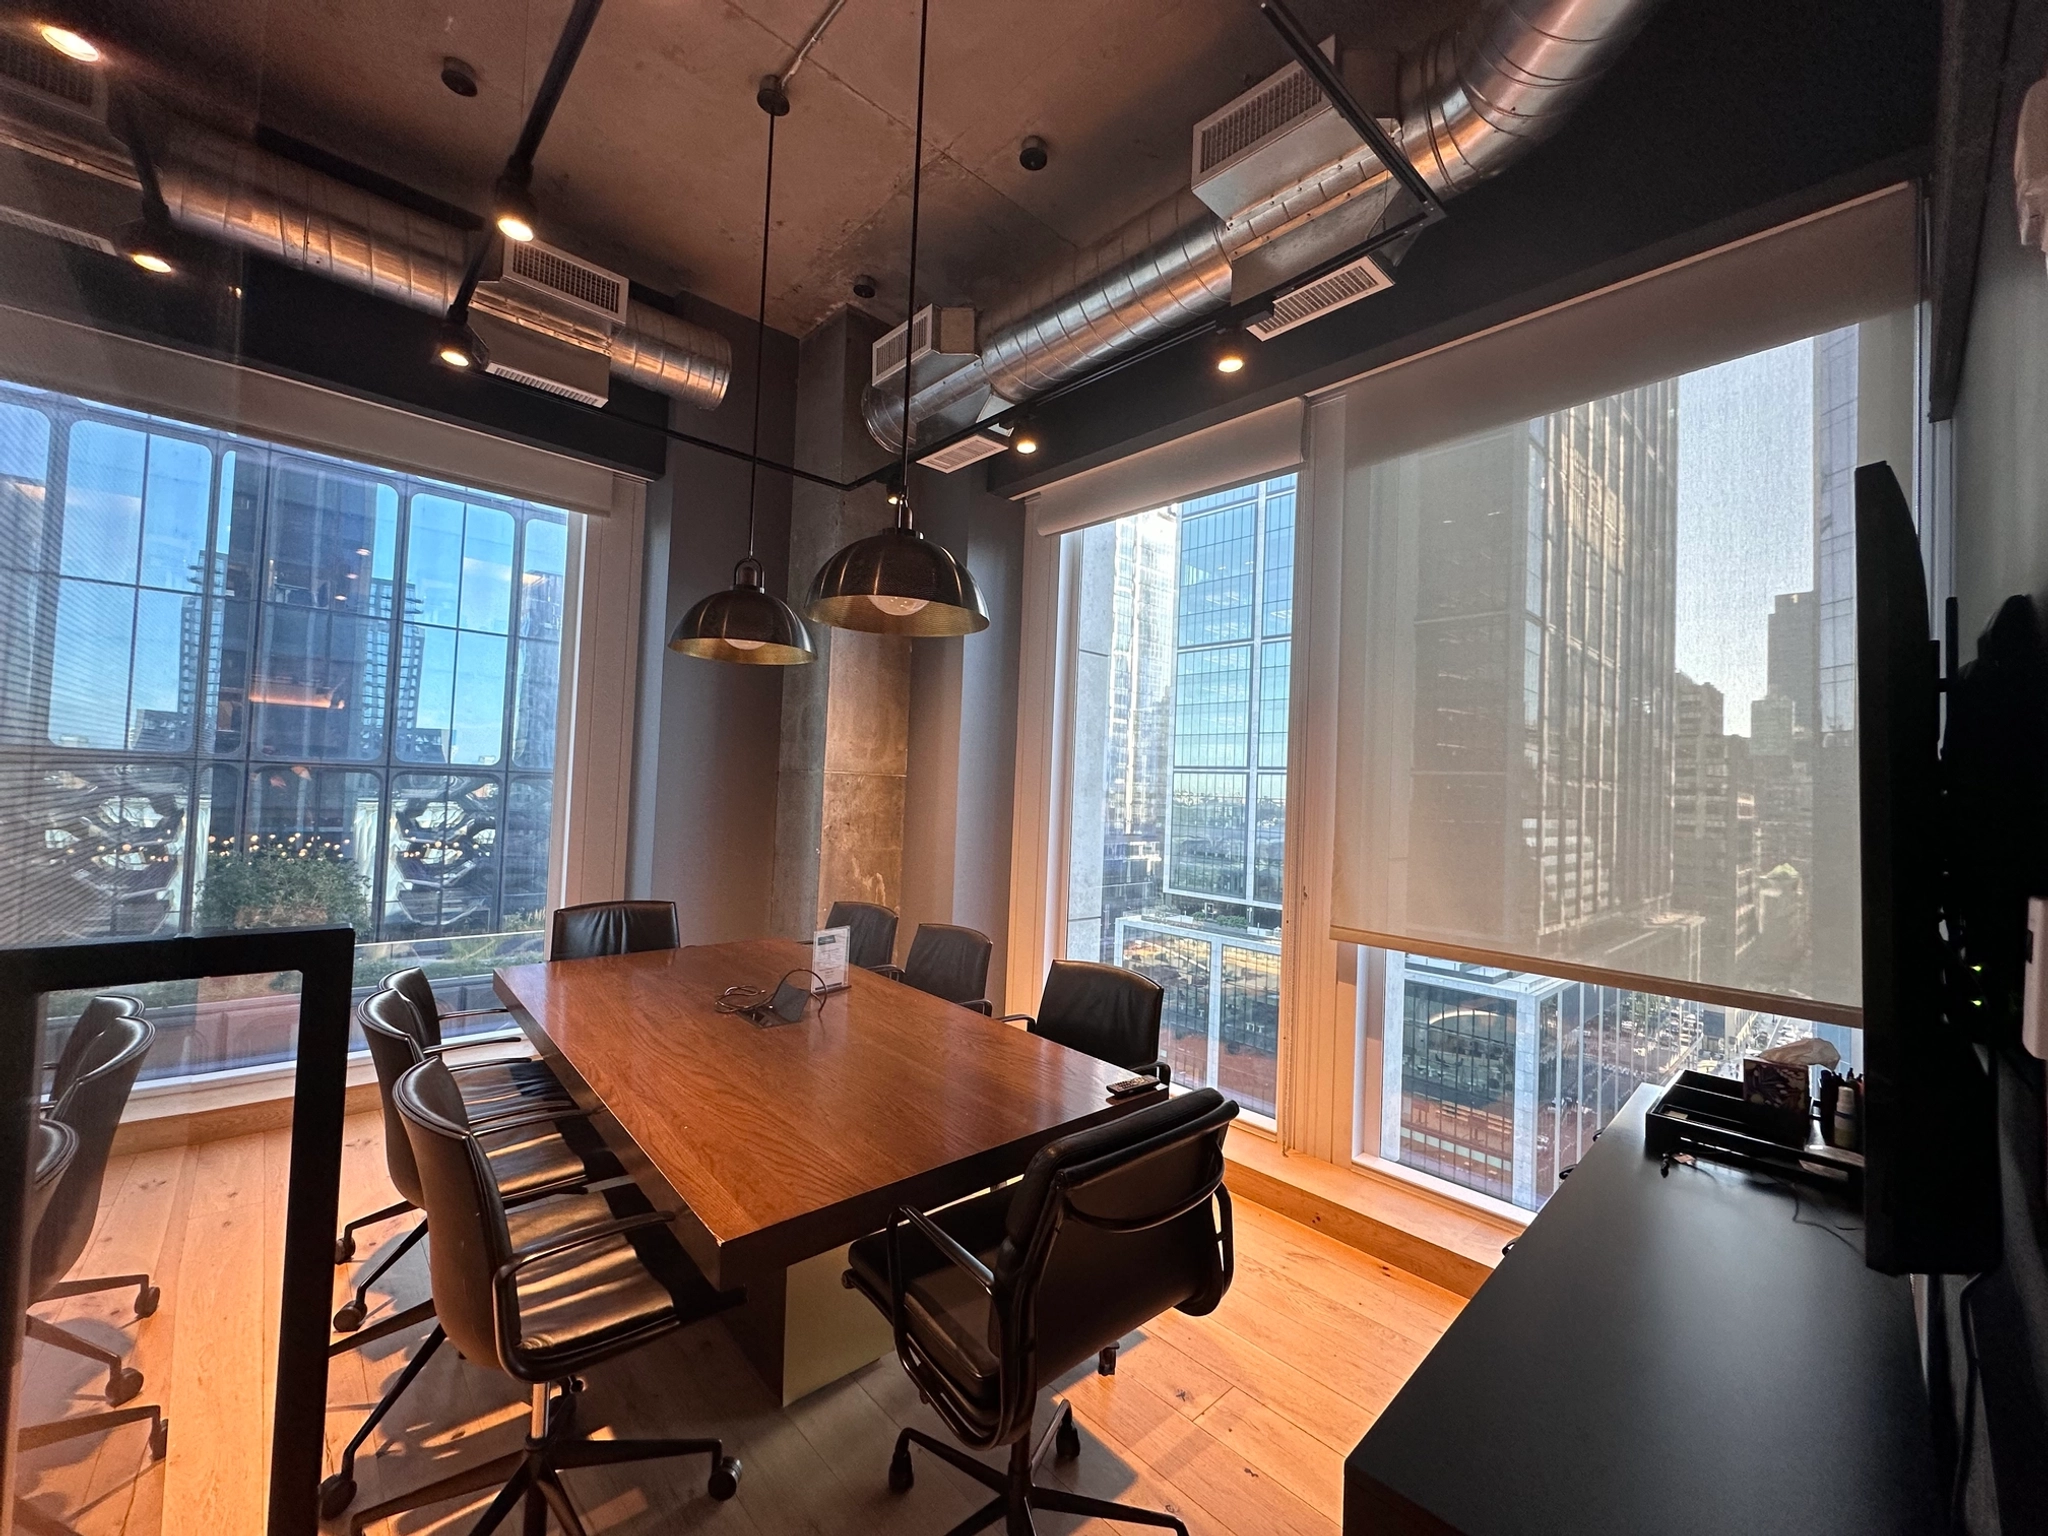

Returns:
383,961,564,1108
321,987,624,1519
335,985,577,1265
28,1011,161,1403
14,1116,167,1536
847,1087,1238,1536
825,899,898,970
1003,960,1168,1074
343,1057,742,1536
384,963,522,1046
42,994,143,1106
549,899,680,961
878,924,994,1013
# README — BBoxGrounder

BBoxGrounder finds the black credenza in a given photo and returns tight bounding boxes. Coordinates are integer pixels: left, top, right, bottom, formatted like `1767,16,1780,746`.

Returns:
1345,1084,1944,1534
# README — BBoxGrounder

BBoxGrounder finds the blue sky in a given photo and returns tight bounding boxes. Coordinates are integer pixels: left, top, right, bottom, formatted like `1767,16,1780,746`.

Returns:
1674,338,1816,733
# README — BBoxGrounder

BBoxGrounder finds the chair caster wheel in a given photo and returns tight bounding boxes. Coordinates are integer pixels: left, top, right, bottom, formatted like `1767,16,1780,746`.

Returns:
107,1367,144,1406
149,1417,169,1461
708,1456,742,1500
134,1284,160,1318
334,1235,355,1264
1056,1421,1082,1461
318,1472,356,1519
888,1449,914,1493
331,1301,365,1333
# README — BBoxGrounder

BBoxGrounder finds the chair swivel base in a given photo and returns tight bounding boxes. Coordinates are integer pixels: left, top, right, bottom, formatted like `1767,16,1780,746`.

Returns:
888,1402,1188,1536
345,1379,740,1536
13,1402,169,1536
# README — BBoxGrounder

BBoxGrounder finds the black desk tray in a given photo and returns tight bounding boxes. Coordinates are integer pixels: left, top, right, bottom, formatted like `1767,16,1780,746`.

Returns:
1646,1070,1864,1198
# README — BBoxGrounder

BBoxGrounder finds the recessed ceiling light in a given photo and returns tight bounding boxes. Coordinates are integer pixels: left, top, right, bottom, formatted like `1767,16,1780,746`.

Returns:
39,24,100,63
1211,326,1250,375
116,219,176,276
435,317,488,369
494,179,537,243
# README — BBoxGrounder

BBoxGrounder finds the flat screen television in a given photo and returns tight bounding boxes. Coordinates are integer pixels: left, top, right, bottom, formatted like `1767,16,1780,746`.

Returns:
1855,460,2000,1275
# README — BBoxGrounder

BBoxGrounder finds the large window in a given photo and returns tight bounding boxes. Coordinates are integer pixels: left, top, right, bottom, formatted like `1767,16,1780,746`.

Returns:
1062,474,1295,1121
1349,319,1904,1211
0,382,572,1080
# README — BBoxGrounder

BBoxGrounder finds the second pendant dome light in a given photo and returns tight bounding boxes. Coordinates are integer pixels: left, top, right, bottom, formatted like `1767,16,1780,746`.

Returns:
804,0,988,639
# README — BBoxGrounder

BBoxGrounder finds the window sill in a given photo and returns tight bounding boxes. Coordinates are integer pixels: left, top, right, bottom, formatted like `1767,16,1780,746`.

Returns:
1348,1150,1538,1231
1223,1133,1524,1298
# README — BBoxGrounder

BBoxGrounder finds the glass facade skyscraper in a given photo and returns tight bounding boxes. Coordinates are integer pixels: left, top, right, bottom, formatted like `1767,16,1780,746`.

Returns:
1065,475,1295,1119
1372,325,1874,1211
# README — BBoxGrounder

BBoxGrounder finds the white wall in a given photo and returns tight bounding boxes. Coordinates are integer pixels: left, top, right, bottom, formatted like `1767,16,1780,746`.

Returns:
627,328,798,943
900,464,1026,1013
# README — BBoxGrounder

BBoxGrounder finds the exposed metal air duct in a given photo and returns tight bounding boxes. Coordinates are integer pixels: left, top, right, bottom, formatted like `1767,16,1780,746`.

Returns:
863,0,1657,453
0,106,731,409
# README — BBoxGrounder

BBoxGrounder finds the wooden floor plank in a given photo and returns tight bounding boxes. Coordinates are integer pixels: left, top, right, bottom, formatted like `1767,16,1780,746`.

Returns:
1193,1387,1347,1523
53,1111,1462,1535
1140,1311,1379,1456
1060,1362,1337,1536
1231,1201,1466,1339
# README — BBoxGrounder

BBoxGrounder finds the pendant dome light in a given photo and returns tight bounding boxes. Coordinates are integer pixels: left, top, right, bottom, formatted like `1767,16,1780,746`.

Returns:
805,0,988,638
670,78,815,666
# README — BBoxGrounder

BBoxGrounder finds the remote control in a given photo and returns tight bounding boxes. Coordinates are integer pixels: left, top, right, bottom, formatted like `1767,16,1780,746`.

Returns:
1108,1074,1162,1098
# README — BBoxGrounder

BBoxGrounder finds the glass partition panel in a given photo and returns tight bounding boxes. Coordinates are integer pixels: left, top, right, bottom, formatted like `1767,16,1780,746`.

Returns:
0,381,574,1084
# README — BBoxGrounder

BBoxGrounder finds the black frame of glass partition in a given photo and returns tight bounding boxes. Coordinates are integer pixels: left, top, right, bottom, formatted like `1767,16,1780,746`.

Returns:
0,925,353,1536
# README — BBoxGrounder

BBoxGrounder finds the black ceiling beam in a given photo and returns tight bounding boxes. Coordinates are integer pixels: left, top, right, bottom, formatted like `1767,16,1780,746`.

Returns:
509,0,607,173
1259,0,1444,219
449,0,605,322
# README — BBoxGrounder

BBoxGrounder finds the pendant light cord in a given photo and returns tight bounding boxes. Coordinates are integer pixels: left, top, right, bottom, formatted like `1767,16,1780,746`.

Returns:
896,0,930,528
744,110,777,566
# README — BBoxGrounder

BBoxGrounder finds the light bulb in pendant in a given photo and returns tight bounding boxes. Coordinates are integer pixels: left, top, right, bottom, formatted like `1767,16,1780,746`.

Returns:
868,594,929,617
725,637,766,651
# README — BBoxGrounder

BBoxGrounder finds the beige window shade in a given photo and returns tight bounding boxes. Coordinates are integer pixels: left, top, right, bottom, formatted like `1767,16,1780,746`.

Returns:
1024,397,1305,537
0,303,637,516
1327,185,1922,1024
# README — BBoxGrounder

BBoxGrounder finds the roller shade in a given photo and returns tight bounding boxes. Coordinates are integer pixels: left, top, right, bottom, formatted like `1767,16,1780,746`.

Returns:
1327,186,1922,1023
1023,398,1305,537
0,303,636,517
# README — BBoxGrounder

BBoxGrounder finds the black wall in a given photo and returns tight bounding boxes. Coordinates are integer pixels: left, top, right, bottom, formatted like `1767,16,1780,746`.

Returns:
993,0,1941,493
0,217,744,479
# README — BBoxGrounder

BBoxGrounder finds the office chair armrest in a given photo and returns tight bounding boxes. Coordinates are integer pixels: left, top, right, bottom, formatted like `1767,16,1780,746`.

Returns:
437,1004,511,1022
892,1206,995,1294
1153,1060,1172,1087
500,1173,597,1207
873,964,906,982
466,1104,596,1137
496,1210,677,1284
966,999,994,1016
424,1030,529,1056
996,1013,1034,1028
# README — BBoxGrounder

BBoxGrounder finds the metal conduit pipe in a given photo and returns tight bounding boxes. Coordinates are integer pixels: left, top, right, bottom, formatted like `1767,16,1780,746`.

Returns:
863,0,1656,453
141,119,732,409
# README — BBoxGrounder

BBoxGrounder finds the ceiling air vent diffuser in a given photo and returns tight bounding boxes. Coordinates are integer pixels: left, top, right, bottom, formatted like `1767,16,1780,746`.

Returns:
1246,252,1394,341
489,238,629,326
1191,38,1376,223
0,31,104,117
871,305,975,389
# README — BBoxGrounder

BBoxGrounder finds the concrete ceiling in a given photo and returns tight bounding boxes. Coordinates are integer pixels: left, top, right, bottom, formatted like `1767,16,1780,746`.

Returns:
110,0,1460,338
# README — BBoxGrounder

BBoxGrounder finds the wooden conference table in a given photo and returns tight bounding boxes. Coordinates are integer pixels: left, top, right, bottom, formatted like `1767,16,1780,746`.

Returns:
494,937,1156,1403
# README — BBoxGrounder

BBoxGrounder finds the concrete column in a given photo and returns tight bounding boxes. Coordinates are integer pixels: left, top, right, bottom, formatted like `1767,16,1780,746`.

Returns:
771,309,907,941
